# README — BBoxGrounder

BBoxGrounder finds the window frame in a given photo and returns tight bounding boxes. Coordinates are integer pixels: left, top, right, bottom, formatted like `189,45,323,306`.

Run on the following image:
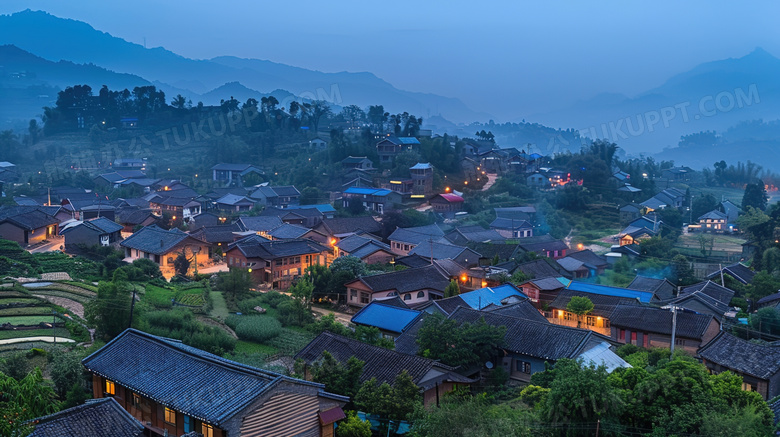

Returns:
164,407,177,425
104,379,115,396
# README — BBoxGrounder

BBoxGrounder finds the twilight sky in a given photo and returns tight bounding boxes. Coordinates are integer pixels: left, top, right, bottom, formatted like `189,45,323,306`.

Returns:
1,0,779,121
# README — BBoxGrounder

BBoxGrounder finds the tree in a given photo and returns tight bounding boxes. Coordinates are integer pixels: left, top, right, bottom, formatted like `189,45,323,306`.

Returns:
218,268,253,299
510,270,531,284
691,193,719,221
444,280,459,298
85,280,135,340
737,206,769,241
698,233,715,257
310,351,364,399
173,251,191,277
289,277,315,309
354,372,421,434
0,368,59,436
749,307,780,335
566,296,594,328
742,180,768,211
409,393,536,437
171,94,188,110
48,351,87,399
337,411,372,437
308,100,332,133
670,254,695,285
746,271,780,301
416,314,505,368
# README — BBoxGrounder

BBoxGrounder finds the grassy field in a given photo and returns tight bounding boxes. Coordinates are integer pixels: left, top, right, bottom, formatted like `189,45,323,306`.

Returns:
0,327,69,340
0,307,53,316
209,291,230,320
266,328,314,356
234,340,277,356
0,315,56,326
676,232,746,254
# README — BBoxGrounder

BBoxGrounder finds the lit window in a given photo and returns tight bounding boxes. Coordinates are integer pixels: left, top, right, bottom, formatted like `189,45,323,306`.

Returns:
165,407,176,425
132,392,141,407
104,380,115,395
202,424,215,437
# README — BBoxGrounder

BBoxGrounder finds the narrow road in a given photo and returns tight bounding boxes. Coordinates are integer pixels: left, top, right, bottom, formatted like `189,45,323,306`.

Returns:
480,173,498,191
311,306,352,326
0,336,75,345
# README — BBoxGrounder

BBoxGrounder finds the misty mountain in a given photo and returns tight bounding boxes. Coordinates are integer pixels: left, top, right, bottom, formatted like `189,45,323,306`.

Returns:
0,10,488,123
0,44,151,128
533,48,780,155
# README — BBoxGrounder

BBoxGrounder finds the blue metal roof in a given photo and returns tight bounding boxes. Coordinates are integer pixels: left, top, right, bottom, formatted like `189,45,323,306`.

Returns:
566,281,653,303
351,302,421,334
458,284,528,310
344,187,392,197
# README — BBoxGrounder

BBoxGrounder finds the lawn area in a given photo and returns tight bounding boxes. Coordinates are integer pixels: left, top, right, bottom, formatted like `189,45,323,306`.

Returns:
676,232,746,255
0,327,69,340
144,284,175,309
234,340,278,356
209,290,230,320
0,315,56,326
0,307,53,316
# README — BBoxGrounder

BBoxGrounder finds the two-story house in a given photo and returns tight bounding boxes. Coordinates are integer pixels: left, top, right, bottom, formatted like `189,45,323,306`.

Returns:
344,264,450,308
376,136,420,164
225,235,331,290
341,187,402,214
388,224,445,256
210,163,264,187
120,225,210,277
249,186,301,208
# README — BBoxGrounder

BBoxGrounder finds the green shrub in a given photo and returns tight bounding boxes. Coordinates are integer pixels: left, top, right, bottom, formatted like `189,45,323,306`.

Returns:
226,315,282,343
144,308,236,355
260,291,288,309
237,297,267,314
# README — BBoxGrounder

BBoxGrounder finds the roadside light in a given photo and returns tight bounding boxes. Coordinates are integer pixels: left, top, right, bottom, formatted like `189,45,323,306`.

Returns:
330,238,337,246
445,187,451,192
481,280,487,288
248,268,252,273
172,216,177,220
461,274,468,282
577,243,584,250
464,181,468,185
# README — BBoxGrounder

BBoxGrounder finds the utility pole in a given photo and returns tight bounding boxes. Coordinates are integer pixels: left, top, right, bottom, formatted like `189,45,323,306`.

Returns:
719,263,724,287
128,285,137,328
670,305,678,358
52,310,56,344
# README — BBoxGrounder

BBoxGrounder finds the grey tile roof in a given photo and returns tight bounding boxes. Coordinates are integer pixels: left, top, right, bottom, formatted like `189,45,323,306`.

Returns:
269,223,311,239
211,163,256,171
698,332,780,380
83,329,287,426
352,264,450,294
409,241,480,261
705,263,755,284
295,332,472,390
758,291,780,306
556,257,587,273
448,307,599,361
566,250,608,268
627,276,677,301
481,301,548,323
698,210,728,221
216,193,255,206
28,398,144,437
513,259,566,279
679,281,735,306
609,305,715,339
148,195,200,207
229,237,328,259
445,227,506,244
549,289,641,318
671,291,731,317
318,216,382,236
116,207,156,225
120,225,207,255
527,277,567,292
0,206,59,230
189,224,242,244
237,215,284,232
517,235,569,253
395,254,432,268
489,217,533,230
388,224,445,244
61,217,123,235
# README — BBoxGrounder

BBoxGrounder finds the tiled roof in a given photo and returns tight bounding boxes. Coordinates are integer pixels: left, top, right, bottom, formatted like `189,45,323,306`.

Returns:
0,206,59,230
557,257,587,273
28,398,144,437
679,281,735,306
494,207,534,221
698,332,780,380
449,307,601,361
287,204,336,214
609,305,715,338
269,223,311,239
216,193,255,206
154,187,200,199
489,217,533,230
705,263,755,284
342,156,371,164
295,332,471,390
432,193,464,203
229,237,328,259
698,210,728,221
446,227,505,244
148,195,200,207
318,216,382,236
466,242,520,262
480,301,548,323
394,315,430,355
211,163,256,171
60,217,123,235
549,289,642,318
566,281,654,303
395,254,433,268
351,301,422,334
670,291,731,316
627,275,676,302
83,329,313,426
640,197,667,210
237,215,284,232
352,265,450,294
189,224,242,244
526,277,568,291
409,241,480,262
120,225,206,255
513,259,566,279
389,224,445,245
409,163,432,170
336,234,384,253
758,291,780,305
566,250,608,268
517,235,568,253
115,207,156,225
343,187,393,197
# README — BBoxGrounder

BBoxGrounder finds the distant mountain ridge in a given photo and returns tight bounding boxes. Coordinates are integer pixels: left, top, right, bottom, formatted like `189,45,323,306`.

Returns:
0,9,489,123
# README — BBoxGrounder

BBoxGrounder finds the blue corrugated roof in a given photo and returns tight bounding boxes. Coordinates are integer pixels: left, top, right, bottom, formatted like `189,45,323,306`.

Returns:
566,281,653,303
458,284,528,310
351,302,421,334
344,187,392,197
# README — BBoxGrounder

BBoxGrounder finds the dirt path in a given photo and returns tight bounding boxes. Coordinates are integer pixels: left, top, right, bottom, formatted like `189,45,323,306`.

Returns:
311,306,352,326
33,294,85,318
0,336,75,345
480,173,498,191
197,315,238,339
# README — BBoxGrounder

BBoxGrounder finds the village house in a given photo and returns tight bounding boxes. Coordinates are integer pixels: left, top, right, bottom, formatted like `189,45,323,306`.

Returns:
259,206,324,228
344,264,450,308
82,329,347,437
210,163,264,187
698,332,780,400
408,241,482,268
249,186,301,208
418,284,538,317
757,291,780,311
429,193,464,217
313,216,383,246
113,158,147,170
225,236,331,290
0,206,59,246
376,136,420,164
388,224,445,256
148,195,201,223
698,210,728,233
0,161,19,182
189,224,242,255
115,207,158,234
340,156,374,171
444,226,505,245
409,162,434,195
341,187,403,214
295,331,475,406
608,305,720,354
547,290,642,336
516,234,569,259
555,249,609,279
60,217,123,250
214,193,256,212
489,217,534,238
619,203,643,224
626,275,677,302
668,280,735,319
264,223,326,242
661,166,693,181
119,225,210,277
334,234,394,264
704,262,755,285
